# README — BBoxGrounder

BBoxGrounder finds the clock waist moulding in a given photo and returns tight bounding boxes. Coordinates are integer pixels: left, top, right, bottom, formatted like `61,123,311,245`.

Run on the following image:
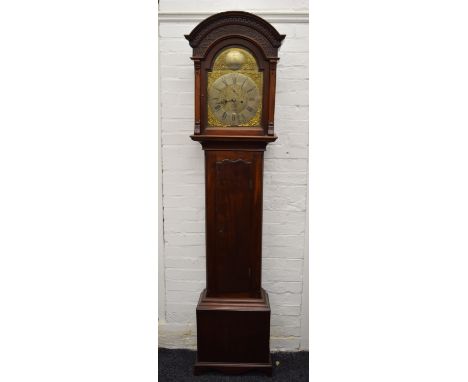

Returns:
184,11,285,376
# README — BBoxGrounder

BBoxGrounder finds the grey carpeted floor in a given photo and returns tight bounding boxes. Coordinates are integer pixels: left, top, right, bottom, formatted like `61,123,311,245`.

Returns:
158,348,309,381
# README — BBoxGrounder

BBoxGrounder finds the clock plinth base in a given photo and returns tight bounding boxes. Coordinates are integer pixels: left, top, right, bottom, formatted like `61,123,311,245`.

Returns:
193,358,273,377
194,289,272,376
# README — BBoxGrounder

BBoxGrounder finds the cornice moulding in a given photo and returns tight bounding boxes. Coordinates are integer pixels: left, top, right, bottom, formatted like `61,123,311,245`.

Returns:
158,11,309,23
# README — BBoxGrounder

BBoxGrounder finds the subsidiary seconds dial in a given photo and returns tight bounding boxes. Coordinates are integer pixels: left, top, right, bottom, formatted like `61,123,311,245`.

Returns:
208,73,260,126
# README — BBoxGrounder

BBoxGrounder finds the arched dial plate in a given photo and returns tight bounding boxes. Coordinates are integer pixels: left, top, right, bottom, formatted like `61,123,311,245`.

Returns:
208,73,260,127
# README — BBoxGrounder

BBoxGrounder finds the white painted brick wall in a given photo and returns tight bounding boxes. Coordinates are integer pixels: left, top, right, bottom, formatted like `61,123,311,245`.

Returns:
159,5,308,351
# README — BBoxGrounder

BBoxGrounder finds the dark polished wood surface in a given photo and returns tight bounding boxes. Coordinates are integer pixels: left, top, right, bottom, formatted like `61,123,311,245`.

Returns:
205,150,263,298
195,289,272,376
185,11,284,376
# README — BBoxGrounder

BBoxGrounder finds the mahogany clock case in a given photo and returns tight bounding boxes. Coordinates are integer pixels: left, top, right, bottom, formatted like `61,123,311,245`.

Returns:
193,137,273,376
184,11,285,376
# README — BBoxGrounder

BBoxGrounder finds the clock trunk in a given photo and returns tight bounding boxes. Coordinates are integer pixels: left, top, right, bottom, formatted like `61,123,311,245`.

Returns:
205,149,263,298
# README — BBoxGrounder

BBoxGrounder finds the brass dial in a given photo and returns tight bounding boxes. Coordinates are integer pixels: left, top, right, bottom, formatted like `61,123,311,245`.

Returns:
208,73,260,126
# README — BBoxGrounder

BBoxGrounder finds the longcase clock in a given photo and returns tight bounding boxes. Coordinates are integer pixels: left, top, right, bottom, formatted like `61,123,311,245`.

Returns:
185,11,285,376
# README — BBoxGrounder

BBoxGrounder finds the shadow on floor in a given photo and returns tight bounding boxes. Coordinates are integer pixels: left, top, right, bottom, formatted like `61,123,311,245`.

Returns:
159,348,309,381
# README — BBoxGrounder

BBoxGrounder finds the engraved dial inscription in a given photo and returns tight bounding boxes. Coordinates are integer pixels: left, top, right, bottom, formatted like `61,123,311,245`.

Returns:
208,73,260,126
